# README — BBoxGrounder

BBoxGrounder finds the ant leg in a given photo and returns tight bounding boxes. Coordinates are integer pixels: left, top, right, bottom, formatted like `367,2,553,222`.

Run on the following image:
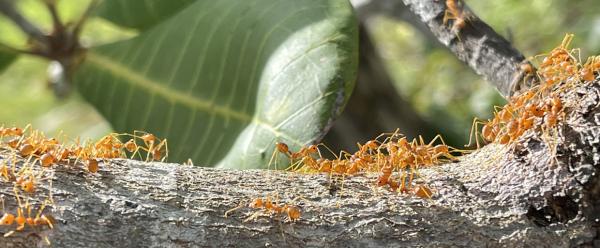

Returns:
442,9,455,26
427,134,447,147
340,150,351,161
339,174,346,197
466,118,484,148
316,143,338,160
418,135,426,147
266,144,280,171
399,170,407,193
162,139,169,162
224,201,246,218
560,34,574,49
243,210,263,223
285,159,303,172
0,195,5,213
407,167,415,191
375,128,401,144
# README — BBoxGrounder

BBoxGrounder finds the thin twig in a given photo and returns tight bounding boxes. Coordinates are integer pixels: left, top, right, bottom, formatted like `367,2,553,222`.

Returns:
72,0,100,39
43,0,64,32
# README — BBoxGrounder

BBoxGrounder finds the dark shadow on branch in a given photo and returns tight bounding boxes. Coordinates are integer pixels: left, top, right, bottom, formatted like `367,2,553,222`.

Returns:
324,23,461,152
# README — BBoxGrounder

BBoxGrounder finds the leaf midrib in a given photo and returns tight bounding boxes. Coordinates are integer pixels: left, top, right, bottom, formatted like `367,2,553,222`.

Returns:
87,51,251,121
85,52,303,146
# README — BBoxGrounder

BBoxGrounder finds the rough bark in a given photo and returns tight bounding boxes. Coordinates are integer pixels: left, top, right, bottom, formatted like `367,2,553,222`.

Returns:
401,0,533,98
1,81,600,247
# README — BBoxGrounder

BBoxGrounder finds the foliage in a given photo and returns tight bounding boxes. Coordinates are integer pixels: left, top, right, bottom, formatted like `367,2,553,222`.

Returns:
95,0,195,30
75,0,358,168
0,46,16,72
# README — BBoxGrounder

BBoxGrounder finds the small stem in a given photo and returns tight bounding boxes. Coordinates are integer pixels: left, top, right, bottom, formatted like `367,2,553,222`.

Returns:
44,0,64,32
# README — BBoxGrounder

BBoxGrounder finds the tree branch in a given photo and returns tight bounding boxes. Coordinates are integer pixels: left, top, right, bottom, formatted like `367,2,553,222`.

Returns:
400,0,535,98
1,81,599,247
0,0,48,45
43,0,64,33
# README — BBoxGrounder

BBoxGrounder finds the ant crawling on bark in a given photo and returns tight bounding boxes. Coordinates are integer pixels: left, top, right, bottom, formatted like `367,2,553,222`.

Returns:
443,0,470,37
1,189,54,239
247,196,301,222
224,194,302,223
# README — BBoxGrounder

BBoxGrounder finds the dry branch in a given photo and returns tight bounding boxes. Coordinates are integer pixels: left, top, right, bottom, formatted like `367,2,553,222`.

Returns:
401,0,533,98
1,80,600,247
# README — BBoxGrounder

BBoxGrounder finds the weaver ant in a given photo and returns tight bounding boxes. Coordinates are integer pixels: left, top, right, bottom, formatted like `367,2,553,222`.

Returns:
1,190,54,238
443,0,470,36
226,195,301,223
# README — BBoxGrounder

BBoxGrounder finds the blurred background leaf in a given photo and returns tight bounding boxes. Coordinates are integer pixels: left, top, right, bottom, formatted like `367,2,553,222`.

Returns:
0,45,17,72
75,0,358,168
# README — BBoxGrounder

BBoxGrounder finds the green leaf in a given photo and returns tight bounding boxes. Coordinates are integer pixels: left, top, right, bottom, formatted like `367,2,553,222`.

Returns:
95,0,196,30
0,46,17,73
76,0,358,169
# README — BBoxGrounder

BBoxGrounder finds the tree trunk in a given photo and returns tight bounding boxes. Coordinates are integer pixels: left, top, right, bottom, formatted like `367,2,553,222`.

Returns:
1,81,599,247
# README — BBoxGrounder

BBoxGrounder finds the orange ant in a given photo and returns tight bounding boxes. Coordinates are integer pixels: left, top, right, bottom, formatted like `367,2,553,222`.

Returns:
518,61,539,85
39,153,55,168
443,0,469,36
2,190,54,238
0,196,15,226
87,159,99,173
0,159,17,182
248,196,301,221
0,126,24,138
268,142,293,171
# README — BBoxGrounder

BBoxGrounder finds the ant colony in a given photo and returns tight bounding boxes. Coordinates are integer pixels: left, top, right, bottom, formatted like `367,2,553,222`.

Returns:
226,131,463,224
0,126,168,244
228,33,600,224
1,6,599,238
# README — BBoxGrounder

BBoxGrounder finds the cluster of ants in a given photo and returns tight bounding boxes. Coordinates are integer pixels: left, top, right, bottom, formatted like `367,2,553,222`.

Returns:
0,126,168,174
232,131,457,223
0,189,54,239
0,125,168,241
240,34,600,224
470,34,600,148
273,132,456,196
